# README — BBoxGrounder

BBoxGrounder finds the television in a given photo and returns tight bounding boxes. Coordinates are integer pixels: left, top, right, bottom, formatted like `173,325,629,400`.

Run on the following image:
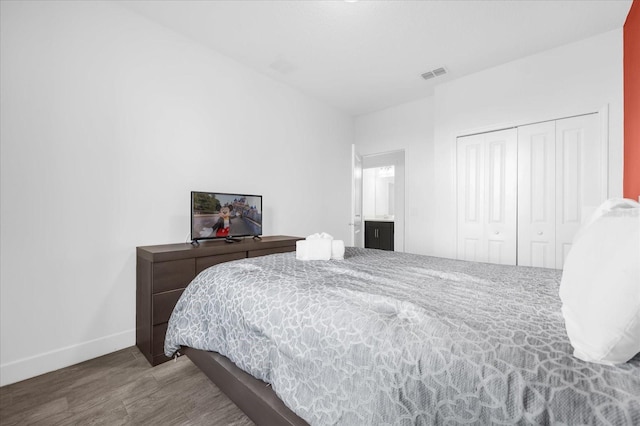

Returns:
191,191,262,243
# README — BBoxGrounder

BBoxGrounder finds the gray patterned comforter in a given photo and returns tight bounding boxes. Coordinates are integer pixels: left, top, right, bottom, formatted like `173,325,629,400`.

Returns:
165,248,640,425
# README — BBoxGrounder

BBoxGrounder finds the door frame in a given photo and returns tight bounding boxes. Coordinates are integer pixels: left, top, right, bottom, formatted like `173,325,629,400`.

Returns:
351,144,363,247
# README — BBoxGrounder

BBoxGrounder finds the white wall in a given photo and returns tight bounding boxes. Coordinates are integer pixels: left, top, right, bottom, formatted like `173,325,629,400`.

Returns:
355,97,434,255
356,29,623,258
0,1,353,386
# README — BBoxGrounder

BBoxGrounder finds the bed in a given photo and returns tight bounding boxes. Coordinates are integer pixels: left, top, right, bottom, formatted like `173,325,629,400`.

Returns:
165,247,640,425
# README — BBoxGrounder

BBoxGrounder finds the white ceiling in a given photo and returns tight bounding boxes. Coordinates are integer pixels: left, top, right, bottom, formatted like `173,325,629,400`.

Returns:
120,0,632,116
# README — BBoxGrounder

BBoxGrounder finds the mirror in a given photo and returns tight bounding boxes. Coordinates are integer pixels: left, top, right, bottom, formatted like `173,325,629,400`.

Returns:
363,166,395,219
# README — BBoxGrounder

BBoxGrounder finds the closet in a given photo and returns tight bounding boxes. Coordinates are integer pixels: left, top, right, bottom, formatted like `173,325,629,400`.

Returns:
456,113,604,269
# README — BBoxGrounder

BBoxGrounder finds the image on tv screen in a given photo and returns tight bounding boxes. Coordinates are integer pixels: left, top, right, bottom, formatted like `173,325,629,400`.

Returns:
192,192,262,240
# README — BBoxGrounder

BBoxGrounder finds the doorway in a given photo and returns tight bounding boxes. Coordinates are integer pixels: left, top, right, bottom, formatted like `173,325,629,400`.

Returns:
360,150,405,251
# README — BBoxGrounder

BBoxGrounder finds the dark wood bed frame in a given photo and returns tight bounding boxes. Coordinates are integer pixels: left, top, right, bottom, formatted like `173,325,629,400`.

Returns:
184,347,309,426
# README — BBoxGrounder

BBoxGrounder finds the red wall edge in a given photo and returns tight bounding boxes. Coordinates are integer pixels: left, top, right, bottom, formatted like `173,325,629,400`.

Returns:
624,0,640,201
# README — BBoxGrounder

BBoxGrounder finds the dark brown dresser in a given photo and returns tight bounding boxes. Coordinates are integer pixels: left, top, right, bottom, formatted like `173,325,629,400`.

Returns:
136,235,301,366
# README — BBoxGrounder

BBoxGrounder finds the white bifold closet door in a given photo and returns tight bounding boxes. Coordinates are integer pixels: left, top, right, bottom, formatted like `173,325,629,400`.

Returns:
456,129,518,265
518,113,601,269
517,121,556,268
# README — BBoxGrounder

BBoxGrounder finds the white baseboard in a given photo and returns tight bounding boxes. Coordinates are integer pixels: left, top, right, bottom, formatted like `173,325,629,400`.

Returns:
0,329,135,387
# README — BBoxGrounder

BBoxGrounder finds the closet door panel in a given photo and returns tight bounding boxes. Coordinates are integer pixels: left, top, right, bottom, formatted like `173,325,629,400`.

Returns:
555,114,600,268
530,242,552,267
463,239,480,262
517,122,556,268
457,135,486,262
485,131,517,265
457,129,516,265
488,240,508,265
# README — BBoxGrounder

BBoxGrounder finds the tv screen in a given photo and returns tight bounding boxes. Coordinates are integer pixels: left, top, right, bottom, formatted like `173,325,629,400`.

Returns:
191,191,262,242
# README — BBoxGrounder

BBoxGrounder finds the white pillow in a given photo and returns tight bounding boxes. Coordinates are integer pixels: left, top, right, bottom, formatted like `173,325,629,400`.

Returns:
559,199,640,365
573,198,640,244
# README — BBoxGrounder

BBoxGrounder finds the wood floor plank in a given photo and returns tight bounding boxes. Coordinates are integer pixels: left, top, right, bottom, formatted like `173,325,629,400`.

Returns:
65,355,152,409
1,396,71,426
53,398,130,426
123,386,190,425
0,347,255,426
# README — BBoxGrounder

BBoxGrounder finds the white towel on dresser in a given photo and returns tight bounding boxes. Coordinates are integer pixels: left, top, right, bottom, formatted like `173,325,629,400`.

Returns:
331,240,345,260
297,232,341,261
296,239,332,261
306,232,333,240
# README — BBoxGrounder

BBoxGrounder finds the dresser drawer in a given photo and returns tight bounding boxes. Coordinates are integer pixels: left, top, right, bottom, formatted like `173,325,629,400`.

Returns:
152,289,185,325
196,252,247,274
152,259,195,294
248,246,295,258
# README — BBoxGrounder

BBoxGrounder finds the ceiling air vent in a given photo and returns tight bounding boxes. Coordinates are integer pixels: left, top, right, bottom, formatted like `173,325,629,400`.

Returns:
421,67,447,80
433,67,447,76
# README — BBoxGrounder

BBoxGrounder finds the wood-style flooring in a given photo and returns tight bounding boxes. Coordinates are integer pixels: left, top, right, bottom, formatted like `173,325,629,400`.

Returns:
0,346,254,425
